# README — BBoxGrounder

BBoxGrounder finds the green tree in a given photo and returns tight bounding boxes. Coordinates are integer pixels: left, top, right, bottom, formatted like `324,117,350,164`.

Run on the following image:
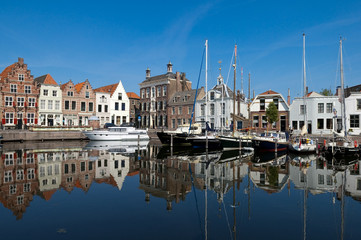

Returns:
320,88,332,96
266,101,279,131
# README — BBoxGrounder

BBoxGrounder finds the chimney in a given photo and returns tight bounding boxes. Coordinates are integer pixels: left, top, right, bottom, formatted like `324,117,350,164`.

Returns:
336,86,341,97
305,86,309,96
18,57,24,64
146,67,151,79
181,73,186,91
176,72,181,92
253,90,255,100
167,61,173,73
287,88,290,105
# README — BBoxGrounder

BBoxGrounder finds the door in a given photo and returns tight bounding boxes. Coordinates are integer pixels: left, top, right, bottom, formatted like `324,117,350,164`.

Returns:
308,121,312,134
280,116,286,132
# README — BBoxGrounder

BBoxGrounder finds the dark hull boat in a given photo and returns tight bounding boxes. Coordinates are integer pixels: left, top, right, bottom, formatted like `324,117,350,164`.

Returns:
218,135,253,151
156,132,191,146
186,135,222,149
252,132,288,152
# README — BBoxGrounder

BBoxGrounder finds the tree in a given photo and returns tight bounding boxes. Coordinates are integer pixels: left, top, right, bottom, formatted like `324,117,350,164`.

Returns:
320,88,332,96
266,101,279,131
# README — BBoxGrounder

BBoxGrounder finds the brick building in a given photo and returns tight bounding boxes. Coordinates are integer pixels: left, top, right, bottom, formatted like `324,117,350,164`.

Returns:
61,79,96,126
0,58,39,128
139,62,192,129
127,92,140,125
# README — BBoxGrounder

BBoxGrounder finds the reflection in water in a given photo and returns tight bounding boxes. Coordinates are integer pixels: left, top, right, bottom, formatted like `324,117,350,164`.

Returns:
1,141,361,239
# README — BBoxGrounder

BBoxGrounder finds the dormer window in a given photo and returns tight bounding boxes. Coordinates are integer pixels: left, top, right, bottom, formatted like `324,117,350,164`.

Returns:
118,93,122,100
210,92,214,100
18,74,24,81
85,91,89,98
86,85,89,89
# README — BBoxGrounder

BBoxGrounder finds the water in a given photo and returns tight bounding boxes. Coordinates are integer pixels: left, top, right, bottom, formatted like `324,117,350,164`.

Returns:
1,141,361,240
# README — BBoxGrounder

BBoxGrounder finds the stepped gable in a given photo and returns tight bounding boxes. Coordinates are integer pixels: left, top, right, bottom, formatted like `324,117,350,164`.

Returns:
127,92,140,99
94,83,118,97
42,189,57,201
34,74,58,85
60,80,74,90
141,72,191,84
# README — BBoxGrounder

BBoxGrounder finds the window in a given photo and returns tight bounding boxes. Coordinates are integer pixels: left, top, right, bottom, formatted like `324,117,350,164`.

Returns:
4,171,13,183
115,102,119,110
24,183,31,192
17,97,25,107
188,106,192,114
141,89,145,98
105,105,108,112
85,92,89,98
299,121,305,129
318,103,324,113
48,100,53,110
10,185,16,194
81,102,86,111
151,102,155,111
5,96,13,107
5,113,14,124
273,98,279,109
157,86,161,97
98,105,102,112
65,101,70,110
25,85,31,94
86,85,89,89
10,84,17,93
122,103,125,111
210,92,215,100
118,93,122,100
172,107,175,115
177,119,181,126
163,86,167,96
55,100,60,110
68,91,73,97
350,115,360,128
72,101,76,110
27,169,35,179
262,115,267,128
146,88,149,98
253,115,259,127
318,174,325,185
326,119,333,129
81,162,86,172
179,106,182,115
151,87,155,97
292,121,298,130
28,98,35,107
201,104,205,116
89,102,93,112
27,113,35,124
317,119,324,129
326,103,333,113
210,104,214,115
172,119,175,128
300,105,306,115
53,90,57,97
260,98,265,110
18,74,24,81
43,89,48,96
163,100,167,110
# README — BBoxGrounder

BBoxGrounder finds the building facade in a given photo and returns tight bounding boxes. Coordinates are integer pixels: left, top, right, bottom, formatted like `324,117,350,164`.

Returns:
0,58,39,128
139,62,192,129
61,79,95,126
35,74,63,126
289,92,341,135
94,80,129,126
127,92,140,125
345,92,361,135
250,90,289,132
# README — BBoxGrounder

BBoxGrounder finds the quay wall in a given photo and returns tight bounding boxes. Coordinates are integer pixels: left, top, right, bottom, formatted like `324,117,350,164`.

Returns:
1,130,88,142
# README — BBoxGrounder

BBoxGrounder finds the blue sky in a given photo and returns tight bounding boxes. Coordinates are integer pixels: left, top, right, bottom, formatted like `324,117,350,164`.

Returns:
1,0,361,100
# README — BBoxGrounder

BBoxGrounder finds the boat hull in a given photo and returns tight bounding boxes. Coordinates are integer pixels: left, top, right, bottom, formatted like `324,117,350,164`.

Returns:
288,143,317,154
187,137,222,149
218,136,253,150
83,131,149,141
156,132,191,146
252,139,288,152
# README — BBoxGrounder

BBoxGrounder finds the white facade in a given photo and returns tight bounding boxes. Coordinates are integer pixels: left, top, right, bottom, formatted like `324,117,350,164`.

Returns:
195,74,248,130
38,84,63,126
345,92,361,135
37,152,62,192
95,92,111,127
289,92,341,135
110,81,130,125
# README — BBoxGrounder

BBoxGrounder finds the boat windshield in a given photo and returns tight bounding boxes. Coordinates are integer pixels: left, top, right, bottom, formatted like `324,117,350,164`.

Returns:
109,127,127,132
260,132,278,138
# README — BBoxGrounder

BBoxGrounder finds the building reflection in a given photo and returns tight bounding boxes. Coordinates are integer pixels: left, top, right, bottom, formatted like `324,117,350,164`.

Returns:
0,141,145,219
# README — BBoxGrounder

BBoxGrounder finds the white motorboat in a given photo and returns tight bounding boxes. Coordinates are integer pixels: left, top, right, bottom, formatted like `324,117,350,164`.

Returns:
83,126,149,141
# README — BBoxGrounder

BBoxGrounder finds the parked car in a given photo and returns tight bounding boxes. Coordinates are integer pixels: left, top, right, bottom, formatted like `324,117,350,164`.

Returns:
104,123,116,128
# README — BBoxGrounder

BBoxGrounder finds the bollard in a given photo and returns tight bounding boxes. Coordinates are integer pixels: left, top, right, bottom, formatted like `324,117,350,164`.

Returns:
170,134,173,148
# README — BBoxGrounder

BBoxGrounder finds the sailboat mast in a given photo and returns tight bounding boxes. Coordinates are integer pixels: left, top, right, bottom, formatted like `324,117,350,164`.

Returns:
340,37,347,137
303,33,307,124
205,40,208,134
233,45,237,136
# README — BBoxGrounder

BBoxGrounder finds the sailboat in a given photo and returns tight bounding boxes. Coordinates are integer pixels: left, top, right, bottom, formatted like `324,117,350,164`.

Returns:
217,45,253,151
289,33,317,153
324,37,359,158
187,40,222,149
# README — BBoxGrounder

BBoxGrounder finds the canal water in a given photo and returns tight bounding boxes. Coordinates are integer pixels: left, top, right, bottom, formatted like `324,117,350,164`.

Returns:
1,141,361,240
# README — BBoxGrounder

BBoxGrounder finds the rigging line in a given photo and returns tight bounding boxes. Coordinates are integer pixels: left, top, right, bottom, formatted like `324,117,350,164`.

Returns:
334,43,341,95
222,196,234,240
189,45,206,134
225,48,235,86
188,162,204,236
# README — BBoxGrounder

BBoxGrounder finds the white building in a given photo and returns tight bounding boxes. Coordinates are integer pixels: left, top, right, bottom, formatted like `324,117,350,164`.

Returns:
289,92,341,135
37,151,62,192
34,74,63,126
345,92,361,135
94,80,130,126
195,73,248,130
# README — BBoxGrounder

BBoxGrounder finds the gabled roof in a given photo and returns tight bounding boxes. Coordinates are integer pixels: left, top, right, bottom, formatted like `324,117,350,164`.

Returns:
75,82,85,93
0,63,15,80
34,74,58,85
127,92,140,99
259,90,279,95
94,83,119,96
42,189,57,201
306,91,323,97
140,72,191,84
60,80,74,90
212,83,234,97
